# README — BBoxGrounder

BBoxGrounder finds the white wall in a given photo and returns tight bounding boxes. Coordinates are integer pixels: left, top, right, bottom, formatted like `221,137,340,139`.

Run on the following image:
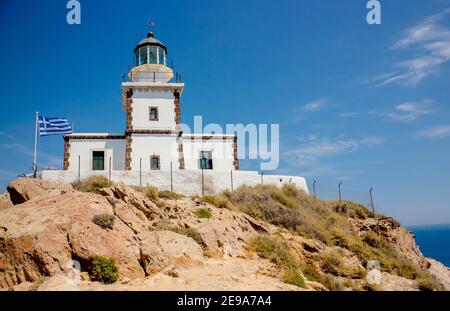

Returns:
130,134,179,171
132,90,176,130
41,170,309,195
182,138,235,171
68,139,126,173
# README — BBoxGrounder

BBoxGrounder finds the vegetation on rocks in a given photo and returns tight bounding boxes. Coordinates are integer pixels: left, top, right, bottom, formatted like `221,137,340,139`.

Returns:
194,208,212,219
144,186,159,202
90,256,118,284
158,190,183,200
207,184,441,289
73,176,112,194
142,186,183,207
92,214,115,230
155,221,205,248
1,177,447,291
250,235,305,288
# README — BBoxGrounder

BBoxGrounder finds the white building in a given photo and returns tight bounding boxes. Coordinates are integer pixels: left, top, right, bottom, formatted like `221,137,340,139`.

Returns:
44,31,308,195
63,31,239,174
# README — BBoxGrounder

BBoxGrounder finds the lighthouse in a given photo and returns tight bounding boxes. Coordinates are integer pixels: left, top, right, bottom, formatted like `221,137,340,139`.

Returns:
62,30,239,174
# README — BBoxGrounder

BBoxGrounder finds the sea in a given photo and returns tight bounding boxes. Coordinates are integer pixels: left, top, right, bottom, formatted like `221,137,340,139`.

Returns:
409,224,450,267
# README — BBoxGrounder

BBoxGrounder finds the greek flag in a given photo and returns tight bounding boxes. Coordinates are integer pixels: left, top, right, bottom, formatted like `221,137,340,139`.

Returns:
38,116,73,136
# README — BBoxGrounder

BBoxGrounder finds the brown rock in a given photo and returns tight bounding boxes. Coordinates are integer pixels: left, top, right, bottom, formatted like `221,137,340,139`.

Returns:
0,192,13,209
7,178,73,205
99,183,161,221
426,258,450,291
68,221,145,280
139,231,203,275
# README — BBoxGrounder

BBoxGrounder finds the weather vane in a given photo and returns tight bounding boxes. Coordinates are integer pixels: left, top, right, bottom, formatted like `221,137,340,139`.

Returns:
148,20,155,31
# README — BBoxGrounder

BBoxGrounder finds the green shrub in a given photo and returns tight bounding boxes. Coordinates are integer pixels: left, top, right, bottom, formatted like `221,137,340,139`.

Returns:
158,190,183,200
171,227,204,247
301,261,322,283
202,195,232,209
223,183,431,285
321,275,345,291
92,214,115,229
75,176,112,193
90,256,118,284
416,275,441,291
320,250,366,279
144,186,159,202
250,235,297,269
362,232,386,249
194,208,212,219
282,268,306,288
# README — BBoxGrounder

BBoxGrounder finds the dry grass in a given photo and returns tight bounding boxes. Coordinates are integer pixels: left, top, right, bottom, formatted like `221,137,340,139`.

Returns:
320,249,366,279
201,195,232,209
220,184,440,289
158,190,183,200
250,235,305,288
92,214,115,230
73,176,112,194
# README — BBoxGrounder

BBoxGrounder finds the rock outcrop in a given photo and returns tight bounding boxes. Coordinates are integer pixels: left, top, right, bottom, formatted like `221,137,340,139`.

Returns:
0,177,449,291
0,178,268,289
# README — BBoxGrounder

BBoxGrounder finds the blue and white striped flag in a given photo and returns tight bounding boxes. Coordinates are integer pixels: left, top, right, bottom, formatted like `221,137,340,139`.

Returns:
38,116,73,136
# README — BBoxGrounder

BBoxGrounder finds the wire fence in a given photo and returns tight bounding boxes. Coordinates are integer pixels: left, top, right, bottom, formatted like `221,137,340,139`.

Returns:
41,156,379,213
309,179,377,213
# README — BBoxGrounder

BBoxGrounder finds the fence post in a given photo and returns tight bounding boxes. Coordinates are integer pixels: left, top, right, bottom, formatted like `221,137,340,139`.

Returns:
338,182,342,205
261,172,264,185
313,180,316,201
170,161,173,192
77,155,81,181
139,158,142,187
369,187,375,215
201,168,205,196
231,170,234,191
109,157,112,181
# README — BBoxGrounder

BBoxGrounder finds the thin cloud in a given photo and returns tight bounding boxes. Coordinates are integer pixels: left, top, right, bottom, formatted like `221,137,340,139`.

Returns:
416,125,450,139
293,99,327,121
0,142,61,169
374,9,450,87
378,99,434,122
286,137,359,165
1,143,34,156
361,137,385,147
301,99,327,112
339,112,359,118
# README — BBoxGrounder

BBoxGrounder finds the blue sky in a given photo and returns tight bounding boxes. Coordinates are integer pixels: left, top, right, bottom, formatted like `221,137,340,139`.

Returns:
0,0,449,225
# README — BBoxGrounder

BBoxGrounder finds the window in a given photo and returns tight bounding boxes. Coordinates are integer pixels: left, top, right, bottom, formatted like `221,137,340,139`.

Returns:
151,155,160,170
92,151,105,171
149,107,159,121
149,46,157,64
139,46,148,65
159,47,165,65
200,151,213,170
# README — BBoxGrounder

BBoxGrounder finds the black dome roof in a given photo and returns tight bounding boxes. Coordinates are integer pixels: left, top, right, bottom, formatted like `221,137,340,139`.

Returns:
134,32,167,54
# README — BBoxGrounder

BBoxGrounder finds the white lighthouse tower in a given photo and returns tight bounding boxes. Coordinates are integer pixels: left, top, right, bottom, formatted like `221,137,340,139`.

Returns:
122,31,185,171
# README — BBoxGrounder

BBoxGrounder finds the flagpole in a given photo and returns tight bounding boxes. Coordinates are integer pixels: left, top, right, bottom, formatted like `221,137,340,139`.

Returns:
33,111,38,178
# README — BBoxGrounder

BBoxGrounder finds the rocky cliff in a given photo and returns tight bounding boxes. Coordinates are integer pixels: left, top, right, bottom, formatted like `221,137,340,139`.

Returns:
0,177,448,291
